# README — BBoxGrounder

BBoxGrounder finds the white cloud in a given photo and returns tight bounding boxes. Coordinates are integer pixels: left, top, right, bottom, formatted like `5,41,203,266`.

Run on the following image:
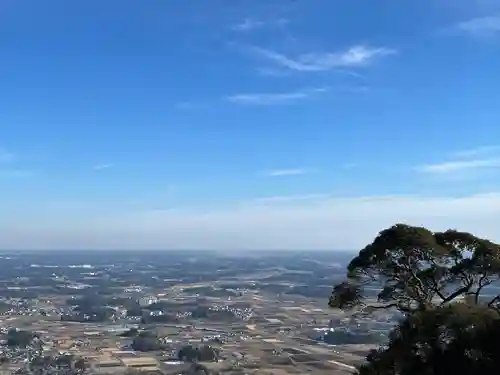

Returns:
418,145,500,175
251,45,396,72
1,192,499,250
456,15,500,36
233,19,265,32
267,169,307,176
232,18,288,32
226,87,328,105
93,163,113,170
451,145,500,158
417,158,500,173
253,194,331,203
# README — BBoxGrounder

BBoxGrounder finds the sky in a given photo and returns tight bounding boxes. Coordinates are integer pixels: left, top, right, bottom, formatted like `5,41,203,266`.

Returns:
1,0,500,250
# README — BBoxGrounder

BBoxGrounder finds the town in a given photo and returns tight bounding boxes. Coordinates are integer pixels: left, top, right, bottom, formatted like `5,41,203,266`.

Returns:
0,251,393,375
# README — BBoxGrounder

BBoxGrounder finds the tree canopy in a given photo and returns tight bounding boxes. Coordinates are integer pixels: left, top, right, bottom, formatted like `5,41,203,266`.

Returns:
359,304,500,375
329,224,500,375
28,354,88,375
178,345,219,362
6,329,36,348
131,331,165,352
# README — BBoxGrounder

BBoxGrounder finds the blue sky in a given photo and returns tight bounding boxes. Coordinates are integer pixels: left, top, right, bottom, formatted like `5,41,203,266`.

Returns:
1,0,500,250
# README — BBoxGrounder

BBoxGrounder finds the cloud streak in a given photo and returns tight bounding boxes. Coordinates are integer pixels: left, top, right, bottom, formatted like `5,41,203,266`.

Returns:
456,15,500,36
93,163,113,171
226,87,328,105
250,45,396,72
418,158,500,173
253,194,330,203
451,145,500,158
267,168,307,176
232,18,288,32
418,144,500,174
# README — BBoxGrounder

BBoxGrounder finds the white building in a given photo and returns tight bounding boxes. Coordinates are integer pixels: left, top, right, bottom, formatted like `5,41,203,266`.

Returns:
139,296,158,307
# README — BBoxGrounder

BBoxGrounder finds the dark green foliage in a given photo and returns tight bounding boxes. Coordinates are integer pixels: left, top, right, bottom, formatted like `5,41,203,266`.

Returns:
329,224,500,375
6,329,35,347
178,345,219,362
141,313,178,324
178,345,199,362
358,305,500,375
126,306,144,317
190,306,209,318
74,358,88,371
66,296,105,307
120,328,139,337
330,224,500,314
198,345,219,362
27,354,88,375
0,301,11,313
131,331,166,352
64,294,115,322
323,329,383,345
61,306,114,322
189,306,235,321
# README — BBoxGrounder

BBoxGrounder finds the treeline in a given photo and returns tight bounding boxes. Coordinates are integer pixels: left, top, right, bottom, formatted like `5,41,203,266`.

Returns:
3,329,38,347
128,330,218,362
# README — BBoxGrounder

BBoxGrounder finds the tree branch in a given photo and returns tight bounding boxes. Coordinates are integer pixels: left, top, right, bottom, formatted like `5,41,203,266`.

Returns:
439,281,474,306
361,302,411,314
474,273,492,304
364,303,399,310
487,295,500,309
428,273,447,302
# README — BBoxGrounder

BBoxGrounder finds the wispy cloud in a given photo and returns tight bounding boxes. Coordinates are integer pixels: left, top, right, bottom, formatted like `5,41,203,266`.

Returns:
253,193,330,203
451,145,500,158
0,149,14,163
456,15,500,36
267,168,307,176
93,163,113,171
232,18,288,32
418,158,500,173
257,67,365,79
418,144,500,176
250,45,396,72
226,87,328,105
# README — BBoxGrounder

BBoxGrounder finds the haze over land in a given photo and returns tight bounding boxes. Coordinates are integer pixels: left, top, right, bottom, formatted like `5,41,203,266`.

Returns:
3,193,500,250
